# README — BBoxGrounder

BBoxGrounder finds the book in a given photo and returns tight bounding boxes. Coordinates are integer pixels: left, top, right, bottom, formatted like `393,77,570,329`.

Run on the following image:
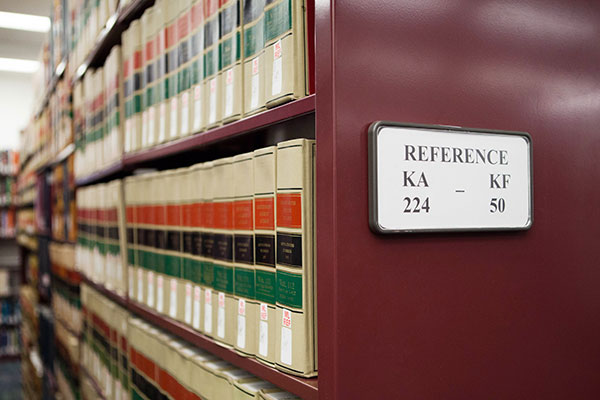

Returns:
154,0,168,144
243,0,267,116
220,0,244,123
124,20,143,153
181,165,198,327
233,152,257,356
264,0,308,107
165,0,180,141
201,161,216,337
212,157,236,346
104,45,124,167
165,168,186,322
204,0,221,128
190,0,205,133
234,378,277,400
253,145,278,365
177,0,193,137
141,6,157,149
125,176,138,301
275,138,317,377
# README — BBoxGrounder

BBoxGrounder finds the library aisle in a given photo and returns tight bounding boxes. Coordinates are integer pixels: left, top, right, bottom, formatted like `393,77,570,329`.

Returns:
1,0,600,399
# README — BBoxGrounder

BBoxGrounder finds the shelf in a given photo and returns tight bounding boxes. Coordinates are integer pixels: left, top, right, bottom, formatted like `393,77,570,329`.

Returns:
37,143,75,172
36,58,67,119
0,354,20,362
73,0,154,83
74,160,124,187
81,276,127,308
75,95,315,187
128,301,318,400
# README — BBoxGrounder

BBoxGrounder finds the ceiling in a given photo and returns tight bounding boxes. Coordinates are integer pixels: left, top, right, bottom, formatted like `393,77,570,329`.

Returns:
0,0,50,61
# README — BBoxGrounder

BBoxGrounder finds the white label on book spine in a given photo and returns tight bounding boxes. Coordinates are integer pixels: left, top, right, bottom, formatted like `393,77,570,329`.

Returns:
181,92,189,134
148,106,156,145
137,268,144,303
115,381,122,400
204,288,212,333
105,368,111,397
217,292,226,338
225,68,234,117
156,275,164,312
159,103,166,142
184,283,193,324
259,320,268,357
170,97,178,138
209,78,217,123
193,86,202,130
147,271,155,307
281,325,292,366
237,299,246,348
169,278,177,318
192,285,201,329
272,40,282,96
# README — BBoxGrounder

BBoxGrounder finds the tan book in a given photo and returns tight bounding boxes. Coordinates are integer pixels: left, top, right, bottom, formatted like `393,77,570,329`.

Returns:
233,152,257,356
203,0,221,128
165,0,180,141
234,378,276,400
253,145,277,365
154,0,168,144
125,20,143,153
212,157,236,347
258,388,301,400
177,0,194,137
264,0,308,107
104,46,124,166
201,161,216,337
83,71,96,172
189,0,205,133
97,67,106,170
275,138,317,377
167,168,187,323
187,350,219,399
243,0,267,116
220,0,244,123
181,165,197,327
223,368,257,400
122,26,133,154
141,7,157,149
125,176,137,301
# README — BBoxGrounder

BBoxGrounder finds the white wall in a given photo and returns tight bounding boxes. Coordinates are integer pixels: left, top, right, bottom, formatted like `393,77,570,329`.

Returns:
0,71,34,150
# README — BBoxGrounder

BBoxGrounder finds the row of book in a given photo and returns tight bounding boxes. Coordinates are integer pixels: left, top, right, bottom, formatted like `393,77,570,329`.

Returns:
77,179,128,296
0,176,15,206
74,46,123,178
0,209,16,238
0,298,20,325
0,327,19,356
73,0,309,179
0,150,18,176
76,138,316,377
82,282,300,400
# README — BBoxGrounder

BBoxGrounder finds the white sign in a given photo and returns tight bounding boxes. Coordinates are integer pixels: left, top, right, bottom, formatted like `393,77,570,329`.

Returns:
369,122,532,232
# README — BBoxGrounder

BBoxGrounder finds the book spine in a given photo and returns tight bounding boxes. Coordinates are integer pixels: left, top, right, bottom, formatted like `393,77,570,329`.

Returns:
201,162,216,337
181,166,198,327
125,177,137,300
166,169,185,322
253,145,277,365
132,21,143,152
212,157,236,346
165,0,180,140
275,138,316,376
243,0,267,116
154,0,168,144
178,0,193,137
204,0,221,128
233,152,256,355
190,0,205,133
220,0,244,122
141,7,155,149
122,26,132,154
264,0,307,107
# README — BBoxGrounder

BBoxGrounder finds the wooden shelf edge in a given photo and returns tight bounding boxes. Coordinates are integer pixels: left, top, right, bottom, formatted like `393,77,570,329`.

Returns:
81,276,127,308
0,353,20,361
128,301,318,400
124,95,316,167
75,160,124,187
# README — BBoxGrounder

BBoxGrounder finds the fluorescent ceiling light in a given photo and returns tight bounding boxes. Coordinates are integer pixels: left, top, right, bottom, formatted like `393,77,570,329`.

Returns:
0,57,40,73
0,11,50,33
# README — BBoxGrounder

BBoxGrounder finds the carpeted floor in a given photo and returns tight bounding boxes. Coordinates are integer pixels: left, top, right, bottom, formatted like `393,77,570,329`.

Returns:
0,361,22,400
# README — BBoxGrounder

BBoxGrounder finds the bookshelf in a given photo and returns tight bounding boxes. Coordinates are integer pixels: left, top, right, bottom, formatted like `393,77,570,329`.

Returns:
18,0,600,399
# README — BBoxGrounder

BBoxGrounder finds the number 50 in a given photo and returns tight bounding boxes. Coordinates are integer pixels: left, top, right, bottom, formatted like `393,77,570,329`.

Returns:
490,198,506,213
